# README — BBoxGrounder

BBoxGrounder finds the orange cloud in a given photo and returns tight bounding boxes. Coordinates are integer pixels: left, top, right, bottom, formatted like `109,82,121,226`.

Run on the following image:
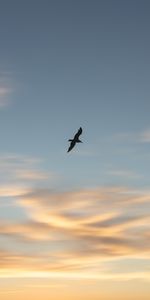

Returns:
0,186,150,280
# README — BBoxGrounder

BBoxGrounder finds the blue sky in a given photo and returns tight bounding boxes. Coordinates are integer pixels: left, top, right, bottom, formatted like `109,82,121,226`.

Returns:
0,1,150,299
0,0,150,190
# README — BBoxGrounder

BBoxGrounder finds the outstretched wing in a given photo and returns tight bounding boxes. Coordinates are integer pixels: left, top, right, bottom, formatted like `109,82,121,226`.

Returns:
74,127,82,139
67,140,75,152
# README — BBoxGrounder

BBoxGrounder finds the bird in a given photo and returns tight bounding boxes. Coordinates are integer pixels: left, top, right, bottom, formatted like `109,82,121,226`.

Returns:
67,127,83,152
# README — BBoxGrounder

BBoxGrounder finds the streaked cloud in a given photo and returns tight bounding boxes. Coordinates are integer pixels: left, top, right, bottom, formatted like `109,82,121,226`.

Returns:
0,73,14,107
106,169,141,179
0,186,149,280
0,220,53,241
15,170,49,181
0,87,11,106
0,185,29,197
139,128,150,143
0,153,56,184
112,128,150,144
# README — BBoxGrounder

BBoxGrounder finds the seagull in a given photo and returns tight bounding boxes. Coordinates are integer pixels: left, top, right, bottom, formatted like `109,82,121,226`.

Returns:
67,127,83,152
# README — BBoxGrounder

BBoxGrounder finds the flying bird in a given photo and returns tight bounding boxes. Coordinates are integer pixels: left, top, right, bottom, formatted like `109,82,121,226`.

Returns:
67,127,83,152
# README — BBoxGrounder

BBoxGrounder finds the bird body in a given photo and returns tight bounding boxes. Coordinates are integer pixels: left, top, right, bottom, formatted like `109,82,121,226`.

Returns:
67,127,83,152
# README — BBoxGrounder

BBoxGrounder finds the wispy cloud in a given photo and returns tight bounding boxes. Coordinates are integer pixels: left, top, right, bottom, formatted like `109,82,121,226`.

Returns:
0,73,14,108
0,220,53,241
0,153,56,184
0,185,29,197
139,128,150,143
106,169,141,179
112,128,150,144
0,185,149,280
0,86,12,107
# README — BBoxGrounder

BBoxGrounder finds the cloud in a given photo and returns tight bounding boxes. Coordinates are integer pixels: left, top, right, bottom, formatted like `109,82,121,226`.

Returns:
17,188,150,258
0,153,56,185
0,86,12,107
113,128,150,144
139,128,150,143
15,170,49,181
0,185,29,197
106,169,141,179
0,186,150,280
0,220,54,241
0,72,14,107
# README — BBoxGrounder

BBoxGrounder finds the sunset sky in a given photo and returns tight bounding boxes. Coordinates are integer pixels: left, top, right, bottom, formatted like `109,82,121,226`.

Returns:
0,0,150,299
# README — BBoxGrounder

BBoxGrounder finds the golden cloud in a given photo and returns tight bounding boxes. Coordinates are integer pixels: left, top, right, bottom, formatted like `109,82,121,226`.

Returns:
0,186,149,279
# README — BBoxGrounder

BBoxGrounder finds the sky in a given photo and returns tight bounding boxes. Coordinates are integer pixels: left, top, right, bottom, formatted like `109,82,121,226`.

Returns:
0,0,150,299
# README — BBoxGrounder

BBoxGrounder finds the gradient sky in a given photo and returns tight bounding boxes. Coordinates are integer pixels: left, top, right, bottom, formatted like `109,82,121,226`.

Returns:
0,1,150,299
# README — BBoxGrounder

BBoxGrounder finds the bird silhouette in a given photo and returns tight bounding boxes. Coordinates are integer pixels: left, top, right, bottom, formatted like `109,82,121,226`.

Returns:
67,127,83,152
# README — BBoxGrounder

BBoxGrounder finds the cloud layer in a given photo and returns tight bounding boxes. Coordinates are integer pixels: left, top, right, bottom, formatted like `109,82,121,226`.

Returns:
0,184,150,280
